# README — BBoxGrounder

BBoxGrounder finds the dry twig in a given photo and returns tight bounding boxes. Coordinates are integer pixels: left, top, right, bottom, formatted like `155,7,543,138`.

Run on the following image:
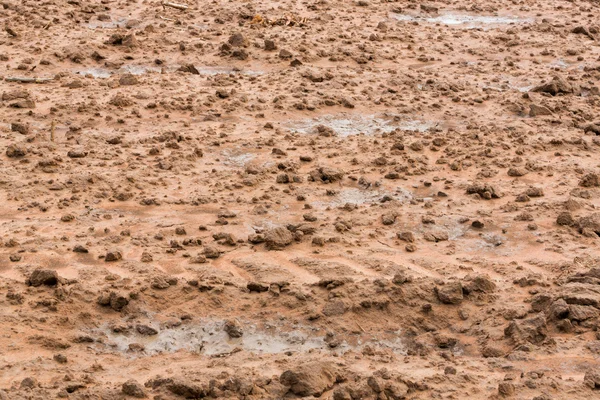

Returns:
5,77,53,83
162,1,188,10
50,120,56,142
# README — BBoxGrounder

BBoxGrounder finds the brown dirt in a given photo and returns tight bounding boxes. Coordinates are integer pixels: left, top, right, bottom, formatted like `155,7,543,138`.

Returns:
1,0,600,399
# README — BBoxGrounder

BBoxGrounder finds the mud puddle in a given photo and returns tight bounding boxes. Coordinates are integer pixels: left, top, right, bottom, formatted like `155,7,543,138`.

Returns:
91,319,408,357
75,65,264,79
312,187,414,209
199,66,265,76
286,114,434,137
82,18,128,29
75,65,170,78
220,149,257,168
480,79,534,92
95,320,326,356
391,12,533,28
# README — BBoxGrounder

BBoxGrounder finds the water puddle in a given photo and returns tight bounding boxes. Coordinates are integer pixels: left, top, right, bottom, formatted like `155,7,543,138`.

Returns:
90,319,407,357
96,320,326,356
75,65,173,78
484,84,533,92
198,66,265,76
120,65,163,75
75,65,264,79
286,114,433,137
481,80,534,93
460,235,521,256
220,149,256,168
190,23,210,31
548,58,569,69
313,187,413,209
436,218,527,256
391,12,533,28
76,68,113,79
83,18,128,29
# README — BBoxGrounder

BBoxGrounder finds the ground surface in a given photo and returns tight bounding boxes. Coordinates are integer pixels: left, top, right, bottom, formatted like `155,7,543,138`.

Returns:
1,0,600,399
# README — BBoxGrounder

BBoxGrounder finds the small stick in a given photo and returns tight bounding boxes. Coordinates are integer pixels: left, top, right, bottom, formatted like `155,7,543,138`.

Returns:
5,25,19,37
162,1,188,10
377,239,393,248
5,77,53,83
210,347,241,358
50,120,55,142
159,15,176,21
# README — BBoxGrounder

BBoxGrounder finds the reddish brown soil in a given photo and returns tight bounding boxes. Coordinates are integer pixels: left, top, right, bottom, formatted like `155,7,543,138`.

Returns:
1,0,600,399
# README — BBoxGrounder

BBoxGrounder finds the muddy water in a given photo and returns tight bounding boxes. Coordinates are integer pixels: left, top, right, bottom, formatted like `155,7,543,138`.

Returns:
91,319,407,358
287,114,433,137
220,149,257,168
96,320,326,356
83,19,128,29
391,12,533,28
75,65,169,78
312,187,414,209
481,80,534,93
75,68,113,79
198,66,265,76
75,65,264,79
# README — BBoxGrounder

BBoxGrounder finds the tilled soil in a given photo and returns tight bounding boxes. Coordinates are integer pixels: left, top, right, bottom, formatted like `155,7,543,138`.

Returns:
1,0,600,399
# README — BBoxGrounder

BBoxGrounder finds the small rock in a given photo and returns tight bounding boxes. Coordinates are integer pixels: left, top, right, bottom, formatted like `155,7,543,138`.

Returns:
228,33,248,47
529,104,552,117
531,76,575,96
98,291,129,311
177,64,200,74
482,344,505,358
224,319,243,338
105,250,122,262
122,379,146,398
247,282,269,292
119,74,139,85
466,183,501,199
73,245,88,253
397,231,415,242
498,382,515,397
53,354,68,364
436,282,463,304
507,167,528,177
463,275,496,294
580,173,599,188
67,150,87,158
381,212,396,225
472,220,484,229
504,313,548,345
264,39,277,51
27,269,59,287
203,246,221,259
556,212,574,226
136,325,158,336
151,276,171,290
322,300,346,316
264,227,294,250
280,362,337,397
6,144,26,158
584,370,600,389
20,377,37,389
279,49,293,59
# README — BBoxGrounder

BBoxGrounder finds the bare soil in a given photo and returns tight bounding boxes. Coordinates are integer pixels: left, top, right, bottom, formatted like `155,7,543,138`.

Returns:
1,0,600,399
